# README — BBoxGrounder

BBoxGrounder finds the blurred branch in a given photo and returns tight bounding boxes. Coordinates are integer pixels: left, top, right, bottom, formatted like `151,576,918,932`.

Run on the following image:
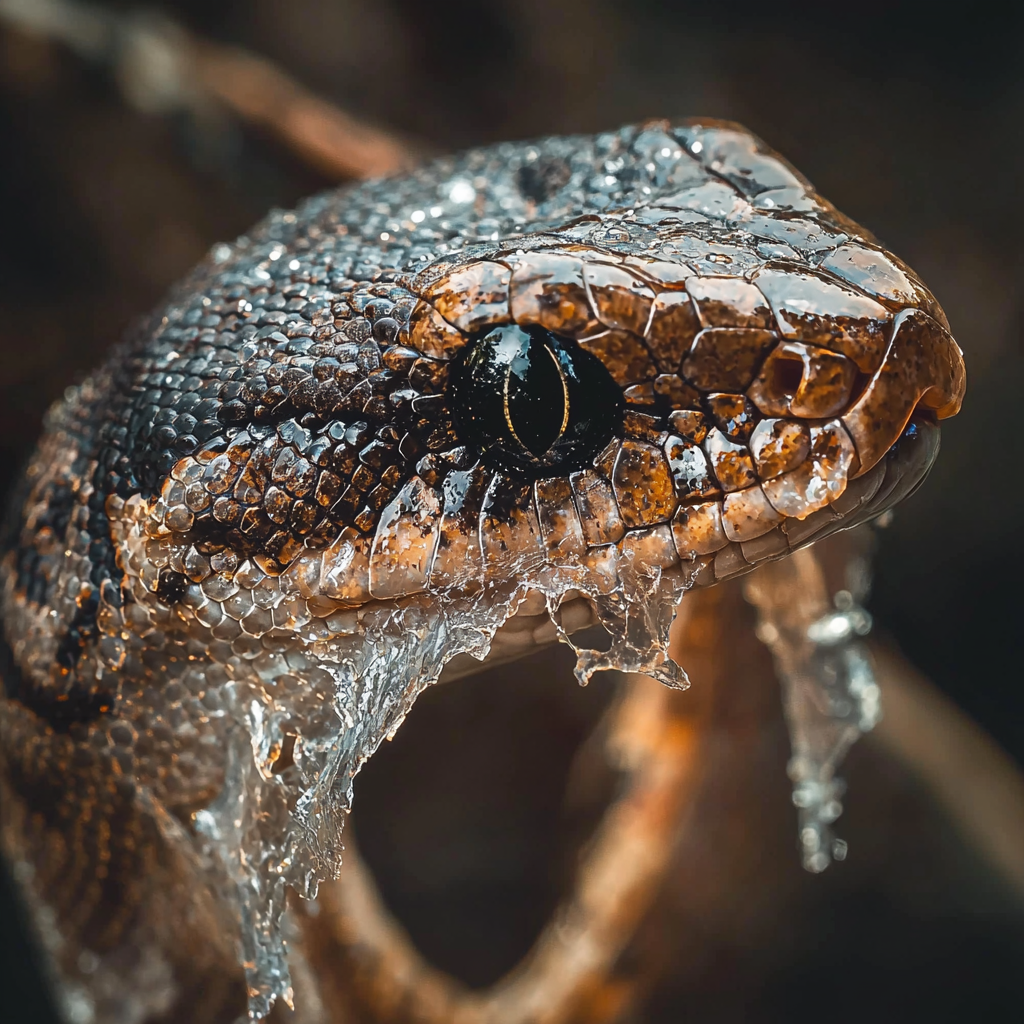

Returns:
871,642,1024,898
0,0,417,180
189,40,414,180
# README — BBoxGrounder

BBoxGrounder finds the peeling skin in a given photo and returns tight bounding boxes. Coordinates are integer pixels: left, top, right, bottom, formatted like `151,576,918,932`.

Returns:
0,118,963,1023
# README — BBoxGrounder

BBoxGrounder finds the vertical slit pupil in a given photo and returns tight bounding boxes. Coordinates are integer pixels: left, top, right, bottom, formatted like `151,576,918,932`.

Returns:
507,339,566,457
449,322,623,477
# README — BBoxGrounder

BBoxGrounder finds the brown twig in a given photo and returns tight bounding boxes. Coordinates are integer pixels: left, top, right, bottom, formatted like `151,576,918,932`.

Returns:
870,642,1024,898
0,0,418,181
189,40,416,181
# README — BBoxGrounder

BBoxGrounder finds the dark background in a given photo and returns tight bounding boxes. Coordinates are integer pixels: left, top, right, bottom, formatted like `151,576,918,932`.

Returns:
1,1,1023,1021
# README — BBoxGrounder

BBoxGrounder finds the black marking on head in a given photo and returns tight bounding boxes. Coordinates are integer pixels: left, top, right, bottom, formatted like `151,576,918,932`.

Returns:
517,157,573,204
4,399,124,674
7,476,77,601
1,634,112,731
156,569,188,605
54,587,100,671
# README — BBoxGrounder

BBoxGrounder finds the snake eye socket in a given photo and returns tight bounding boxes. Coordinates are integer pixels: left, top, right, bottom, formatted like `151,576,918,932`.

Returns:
450,324,624,477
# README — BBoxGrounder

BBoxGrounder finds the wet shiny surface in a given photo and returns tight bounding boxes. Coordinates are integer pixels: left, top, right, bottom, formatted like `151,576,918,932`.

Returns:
0,115,963,1023
5,2,1024,1019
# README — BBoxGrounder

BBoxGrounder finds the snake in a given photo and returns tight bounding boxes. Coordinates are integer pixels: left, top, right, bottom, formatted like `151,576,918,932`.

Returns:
0,119,965,1024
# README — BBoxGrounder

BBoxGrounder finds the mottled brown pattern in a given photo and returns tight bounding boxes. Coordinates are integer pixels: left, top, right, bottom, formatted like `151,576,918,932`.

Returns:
683,327,777,392
749,419,811,481
0,118,964,1023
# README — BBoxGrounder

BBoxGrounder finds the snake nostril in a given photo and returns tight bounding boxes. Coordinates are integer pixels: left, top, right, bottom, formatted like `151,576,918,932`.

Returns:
771,356,804,396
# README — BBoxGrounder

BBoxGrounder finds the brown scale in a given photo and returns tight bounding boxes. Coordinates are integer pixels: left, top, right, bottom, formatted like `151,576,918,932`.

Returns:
611,441,678,529
671,500,729,558
664,434,719,504
569,469,625,546
683,327,778,392
704,429,757,493
819,241,950,330
623,382,657,406
431,463,490,591
508,251,601,336
704,393,760,442
369,477,442,600
407,303,466,360
423,261,512,334
579,329,658,385
669,409,709,444
583,262,655,336
654,374,701,409
645,290,700,372
749,419,811,480
686,276,775,329
623,410,668,445
479,475,546,575
534,477,587,558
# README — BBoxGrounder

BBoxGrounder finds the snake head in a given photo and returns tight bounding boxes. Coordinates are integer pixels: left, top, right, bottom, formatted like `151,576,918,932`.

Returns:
101,120,965,663
344,120,967,603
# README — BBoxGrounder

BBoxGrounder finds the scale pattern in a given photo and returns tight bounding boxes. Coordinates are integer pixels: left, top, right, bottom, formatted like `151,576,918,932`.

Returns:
0,119,964,1024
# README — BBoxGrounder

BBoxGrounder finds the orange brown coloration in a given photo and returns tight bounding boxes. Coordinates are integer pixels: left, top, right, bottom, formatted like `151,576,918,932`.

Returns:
842,308,965,471
0,118,965,1023
749,418,811,480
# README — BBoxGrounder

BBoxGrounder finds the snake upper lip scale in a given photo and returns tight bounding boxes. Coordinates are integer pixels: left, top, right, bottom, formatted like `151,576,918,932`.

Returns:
0,119,965,1023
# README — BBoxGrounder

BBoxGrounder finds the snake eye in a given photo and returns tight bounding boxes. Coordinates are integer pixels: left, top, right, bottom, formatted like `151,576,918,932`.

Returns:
449,324,623,477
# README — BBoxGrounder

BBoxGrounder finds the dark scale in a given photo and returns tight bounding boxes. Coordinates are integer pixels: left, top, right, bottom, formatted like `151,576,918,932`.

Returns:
1,634,113,730
155,570,189,606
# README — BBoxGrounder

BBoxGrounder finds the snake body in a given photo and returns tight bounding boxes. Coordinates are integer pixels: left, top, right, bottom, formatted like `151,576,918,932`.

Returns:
0,120,964,1023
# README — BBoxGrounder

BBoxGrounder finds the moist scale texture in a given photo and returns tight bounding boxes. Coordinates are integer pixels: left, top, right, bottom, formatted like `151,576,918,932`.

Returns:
0,119,965,1024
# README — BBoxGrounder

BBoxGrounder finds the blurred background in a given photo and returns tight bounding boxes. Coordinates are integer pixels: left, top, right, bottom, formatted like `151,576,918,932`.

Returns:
1,1,1023,1021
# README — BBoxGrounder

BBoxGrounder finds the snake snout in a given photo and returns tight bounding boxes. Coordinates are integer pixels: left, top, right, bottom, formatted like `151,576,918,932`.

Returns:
841,309,965,476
